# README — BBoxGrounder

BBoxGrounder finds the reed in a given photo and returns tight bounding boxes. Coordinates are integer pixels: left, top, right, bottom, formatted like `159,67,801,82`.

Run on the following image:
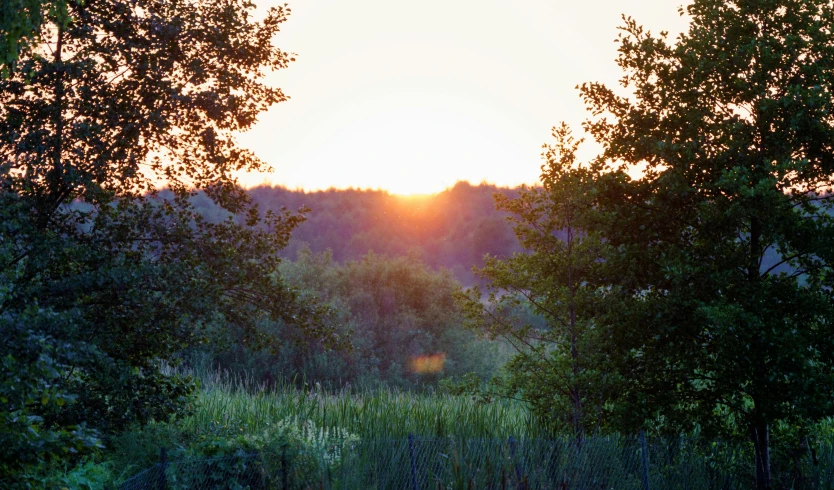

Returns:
173,367,540,440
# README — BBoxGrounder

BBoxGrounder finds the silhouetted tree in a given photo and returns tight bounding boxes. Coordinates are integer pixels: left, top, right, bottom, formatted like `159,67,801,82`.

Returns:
0,0,335,484
580,2,834,487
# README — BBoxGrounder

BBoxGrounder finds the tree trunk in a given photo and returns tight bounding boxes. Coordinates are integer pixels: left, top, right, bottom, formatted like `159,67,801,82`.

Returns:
41,24,66,226
753,422,771,489
566,219,583,441
51,26,65,190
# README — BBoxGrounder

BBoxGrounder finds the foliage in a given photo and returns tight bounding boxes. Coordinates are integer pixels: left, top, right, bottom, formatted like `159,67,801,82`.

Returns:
112,417,359,489
107,421,186,478
0,0,69,77
176,417,359,488
451,2,834,487
34,460,114,490
111,374,834,489
457,125,619,436
0,310,103,486
572,0,834,487
194,248,505,390
0,0,335,483
104,370,535,483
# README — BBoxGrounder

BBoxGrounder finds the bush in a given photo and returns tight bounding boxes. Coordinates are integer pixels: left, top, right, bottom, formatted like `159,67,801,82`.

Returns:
168,417,359,488
35,461,114,490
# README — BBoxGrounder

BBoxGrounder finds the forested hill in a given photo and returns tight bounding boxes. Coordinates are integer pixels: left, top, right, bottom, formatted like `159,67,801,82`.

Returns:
191,181,794,286
202,182,523,285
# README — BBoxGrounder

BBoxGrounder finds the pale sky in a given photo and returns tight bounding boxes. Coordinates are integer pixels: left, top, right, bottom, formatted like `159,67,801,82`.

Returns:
236,0,691,195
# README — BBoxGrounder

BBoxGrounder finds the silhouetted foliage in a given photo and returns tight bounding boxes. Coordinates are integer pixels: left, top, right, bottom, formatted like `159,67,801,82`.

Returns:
457,125,620,437
453,4,834,489
578,2,834,488
0,0,335,485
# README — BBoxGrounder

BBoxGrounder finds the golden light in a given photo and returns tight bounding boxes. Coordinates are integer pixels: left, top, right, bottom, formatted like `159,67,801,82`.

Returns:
409,353,446,375
235,0,692,194
237,91,540,196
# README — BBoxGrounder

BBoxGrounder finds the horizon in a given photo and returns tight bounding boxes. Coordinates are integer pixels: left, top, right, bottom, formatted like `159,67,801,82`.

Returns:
244,178,525,196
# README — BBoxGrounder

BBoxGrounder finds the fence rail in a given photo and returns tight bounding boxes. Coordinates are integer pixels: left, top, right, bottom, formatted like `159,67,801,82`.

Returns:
119,434,834,489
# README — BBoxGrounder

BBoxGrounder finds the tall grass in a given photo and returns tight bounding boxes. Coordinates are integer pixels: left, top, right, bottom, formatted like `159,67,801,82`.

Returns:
175,367,540,440
114,369,834,488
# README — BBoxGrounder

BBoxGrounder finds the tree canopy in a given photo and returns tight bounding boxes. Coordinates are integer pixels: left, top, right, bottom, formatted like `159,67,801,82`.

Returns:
463,1,834,487
458,125,619,437
0,0,336,485
583,2,834,487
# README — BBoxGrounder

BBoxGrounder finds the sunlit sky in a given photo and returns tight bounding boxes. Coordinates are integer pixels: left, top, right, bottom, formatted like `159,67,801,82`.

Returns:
236,0,691,195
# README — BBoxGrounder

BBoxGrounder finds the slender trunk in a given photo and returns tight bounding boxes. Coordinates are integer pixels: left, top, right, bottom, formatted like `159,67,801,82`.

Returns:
52,27,65,185
567,219,582,441
749,217,770,489
43,25,66,223
753,421,771,489
749,216,760,279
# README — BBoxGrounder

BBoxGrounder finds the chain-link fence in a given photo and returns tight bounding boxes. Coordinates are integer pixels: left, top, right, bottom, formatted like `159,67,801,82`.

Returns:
118,435,834,489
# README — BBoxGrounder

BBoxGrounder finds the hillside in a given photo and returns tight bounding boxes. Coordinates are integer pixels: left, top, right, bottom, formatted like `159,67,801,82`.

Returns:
195,182,525,285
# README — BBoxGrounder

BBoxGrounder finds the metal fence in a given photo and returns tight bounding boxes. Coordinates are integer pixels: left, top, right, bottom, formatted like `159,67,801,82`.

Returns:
118,434,834,489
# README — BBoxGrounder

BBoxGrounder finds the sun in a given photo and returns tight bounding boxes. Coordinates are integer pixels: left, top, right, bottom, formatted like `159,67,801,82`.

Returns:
384,181,446,196
237,90,542,195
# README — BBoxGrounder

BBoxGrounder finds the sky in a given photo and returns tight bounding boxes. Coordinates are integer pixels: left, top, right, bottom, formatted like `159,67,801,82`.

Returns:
236,0,692,195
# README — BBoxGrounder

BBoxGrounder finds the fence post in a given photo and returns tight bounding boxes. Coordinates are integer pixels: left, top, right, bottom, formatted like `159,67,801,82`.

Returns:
640,431,650,490
806,436,819,488
157,447,168,490
281,444,288,489
508,436,524,488
408,434,419,490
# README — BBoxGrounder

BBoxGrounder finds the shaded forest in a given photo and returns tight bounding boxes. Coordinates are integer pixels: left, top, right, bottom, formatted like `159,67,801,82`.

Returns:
190,248,508,390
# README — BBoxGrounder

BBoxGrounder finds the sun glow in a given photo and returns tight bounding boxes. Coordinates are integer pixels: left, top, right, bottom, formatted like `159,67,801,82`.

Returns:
410,353,446,374
236,91,540,195
235,0,691,194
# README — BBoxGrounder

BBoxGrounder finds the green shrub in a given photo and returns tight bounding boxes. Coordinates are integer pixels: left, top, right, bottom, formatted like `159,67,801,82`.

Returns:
24,461,113,490
107,422,188,477
165,417,359,488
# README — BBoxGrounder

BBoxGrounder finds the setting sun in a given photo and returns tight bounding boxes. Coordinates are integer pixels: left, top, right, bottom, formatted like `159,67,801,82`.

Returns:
235,0,691,194
236,90,535,195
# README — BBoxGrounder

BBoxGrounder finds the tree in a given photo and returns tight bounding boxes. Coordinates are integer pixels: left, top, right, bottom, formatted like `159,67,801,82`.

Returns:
0,0,338,483
0,0,65,76
458,125,618,437
196,247,501,390
580,1,834,487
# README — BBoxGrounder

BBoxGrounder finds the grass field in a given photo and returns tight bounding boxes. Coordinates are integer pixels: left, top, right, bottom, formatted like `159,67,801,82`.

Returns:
177,368,540,440
105,369,834,489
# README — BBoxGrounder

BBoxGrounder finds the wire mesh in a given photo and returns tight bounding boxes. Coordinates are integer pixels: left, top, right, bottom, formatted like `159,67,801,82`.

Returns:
117,435,834,489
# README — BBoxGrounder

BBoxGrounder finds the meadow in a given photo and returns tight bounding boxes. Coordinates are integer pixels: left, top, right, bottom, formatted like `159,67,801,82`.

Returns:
98,369,544,488
175,368,537,440
108,370,834,489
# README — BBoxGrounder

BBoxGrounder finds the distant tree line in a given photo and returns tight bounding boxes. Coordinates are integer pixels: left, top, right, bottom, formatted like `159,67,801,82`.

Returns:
190,182,524,286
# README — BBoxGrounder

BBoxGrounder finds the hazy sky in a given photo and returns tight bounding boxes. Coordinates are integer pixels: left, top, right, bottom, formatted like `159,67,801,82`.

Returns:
236,0,691,194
